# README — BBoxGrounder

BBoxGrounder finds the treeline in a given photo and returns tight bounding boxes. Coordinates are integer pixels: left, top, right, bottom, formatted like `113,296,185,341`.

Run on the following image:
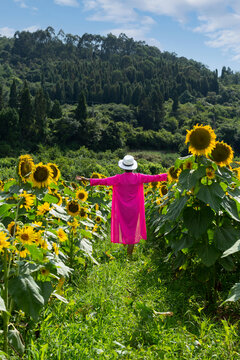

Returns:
0,27,219,112
1,28,240,156
0,80,184,154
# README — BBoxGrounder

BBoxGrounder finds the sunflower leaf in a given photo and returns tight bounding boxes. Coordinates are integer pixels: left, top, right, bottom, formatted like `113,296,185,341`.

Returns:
221,196,240,221
196,182,224,212
8,275,45,321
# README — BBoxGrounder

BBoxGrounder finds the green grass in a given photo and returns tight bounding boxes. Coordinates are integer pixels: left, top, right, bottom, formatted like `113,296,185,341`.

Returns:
11,234,240,359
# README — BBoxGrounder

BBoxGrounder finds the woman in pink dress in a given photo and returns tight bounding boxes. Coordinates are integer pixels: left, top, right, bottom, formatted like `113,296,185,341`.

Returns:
76,155,167,256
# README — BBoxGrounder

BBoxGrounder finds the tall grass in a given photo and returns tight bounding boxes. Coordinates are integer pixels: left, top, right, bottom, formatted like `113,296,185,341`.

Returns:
16,233,240,359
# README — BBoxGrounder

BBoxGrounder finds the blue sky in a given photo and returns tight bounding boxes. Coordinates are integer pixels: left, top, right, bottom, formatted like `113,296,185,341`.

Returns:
1,0,240,73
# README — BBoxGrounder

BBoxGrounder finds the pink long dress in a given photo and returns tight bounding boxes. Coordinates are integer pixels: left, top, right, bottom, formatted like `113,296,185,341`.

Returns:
90,172,167,245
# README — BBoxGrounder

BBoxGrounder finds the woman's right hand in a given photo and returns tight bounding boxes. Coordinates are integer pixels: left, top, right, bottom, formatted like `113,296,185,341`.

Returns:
75,175,90,182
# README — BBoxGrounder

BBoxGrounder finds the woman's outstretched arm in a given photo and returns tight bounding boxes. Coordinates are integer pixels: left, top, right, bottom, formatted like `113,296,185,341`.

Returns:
139,173,168,184
76,175,120,186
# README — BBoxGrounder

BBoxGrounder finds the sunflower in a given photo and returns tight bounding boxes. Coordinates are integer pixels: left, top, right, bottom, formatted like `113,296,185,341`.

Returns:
16,226,36,245
31,163,53,188
79,207,88,218
35,230,45,247
95,203,99,211
184,160,193,170
17,154,34,182
50,190,63,206
8,221,20,237
57,228,68,242
70,182,78,190
47,163,61,182
92,224,98,232
21,249,30,258
32,221,42,227
19,191,35,210
91,172,101,179
37,202,50,216
0,180,4,191
16,248,30,258
76,188,88,202
66,200,80,216
159,184,168,197
67,218,79,233
95,215,102,223
0,231,10,252
168,166,181,183
206,166,215,179
233,167,240,180
185,124,216,156
52,242,59,256
40,268,50,277
156,198,162,205
209,141,234,167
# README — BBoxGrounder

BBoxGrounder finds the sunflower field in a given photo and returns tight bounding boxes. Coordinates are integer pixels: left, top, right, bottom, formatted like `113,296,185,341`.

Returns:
146,124,240,304
1,124,240,357
0,156,111,357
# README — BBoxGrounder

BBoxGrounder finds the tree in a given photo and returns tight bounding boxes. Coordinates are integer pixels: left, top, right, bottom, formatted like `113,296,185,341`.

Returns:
75,92,87,124
50,100,62,118
171,90,179,114
0,107,20,144
0,85,4,111
100,121,124,150
34,88,47,141
9,80,18,109
19,81,33,138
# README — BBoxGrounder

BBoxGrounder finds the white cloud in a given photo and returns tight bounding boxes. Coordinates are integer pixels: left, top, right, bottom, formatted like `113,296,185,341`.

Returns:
23,25,40,32
14,0,28,8
83,0,240,62
54,0,79,7
0,27,16,37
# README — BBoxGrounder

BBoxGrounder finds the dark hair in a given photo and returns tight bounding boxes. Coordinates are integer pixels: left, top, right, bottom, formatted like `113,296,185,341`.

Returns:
125,169,133,173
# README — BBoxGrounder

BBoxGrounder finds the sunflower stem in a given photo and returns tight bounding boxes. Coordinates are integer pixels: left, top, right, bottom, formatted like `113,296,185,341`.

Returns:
3,248,9,354
69,229,74,271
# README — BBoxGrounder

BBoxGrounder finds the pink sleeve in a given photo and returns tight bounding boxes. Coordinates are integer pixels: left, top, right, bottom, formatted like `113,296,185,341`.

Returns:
90,175,119,186
139,173,168,184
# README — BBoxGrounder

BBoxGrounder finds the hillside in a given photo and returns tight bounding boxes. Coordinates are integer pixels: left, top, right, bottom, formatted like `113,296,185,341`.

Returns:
0,28,240,156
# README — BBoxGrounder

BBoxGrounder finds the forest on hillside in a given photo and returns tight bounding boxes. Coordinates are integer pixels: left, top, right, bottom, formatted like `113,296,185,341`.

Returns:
1,27,240,156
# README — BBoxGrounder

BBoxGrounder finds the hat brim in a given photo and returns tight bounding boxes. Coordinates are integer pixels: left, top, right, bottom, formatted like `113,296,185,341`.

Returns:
118,159,138,170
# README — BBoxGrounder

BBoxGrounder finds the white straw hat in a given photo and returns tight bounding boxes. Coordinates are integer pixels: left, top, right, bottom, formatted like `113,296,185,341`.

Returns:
118,155,138,170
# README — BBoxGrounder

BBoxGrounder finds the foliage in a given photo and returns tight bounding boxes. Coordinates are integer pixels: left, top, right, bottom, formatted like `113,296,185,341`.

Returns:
0,155,110,356
146,125,240,304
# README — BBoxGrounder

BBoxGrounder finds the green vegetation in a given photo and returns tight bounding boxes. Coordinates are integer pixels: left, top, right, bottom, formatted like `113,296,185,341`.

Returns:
0,147,172,181
1,28,240,156
6,237,240,359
